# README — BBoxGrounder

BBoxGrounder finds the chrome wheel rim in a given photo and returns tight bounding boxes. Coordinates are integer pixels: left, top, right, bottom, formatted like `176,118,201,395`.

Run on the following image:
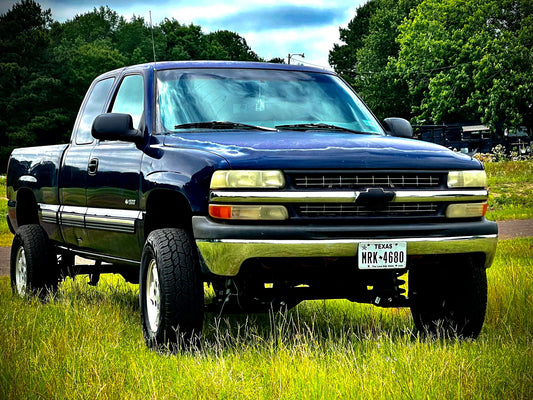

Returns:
146,259,161,333
15,247,28,295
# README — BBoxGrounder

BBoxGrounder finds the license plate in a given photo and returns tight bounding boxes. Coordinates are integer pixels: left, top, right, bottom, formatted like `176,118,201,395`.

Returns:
358,241,407,269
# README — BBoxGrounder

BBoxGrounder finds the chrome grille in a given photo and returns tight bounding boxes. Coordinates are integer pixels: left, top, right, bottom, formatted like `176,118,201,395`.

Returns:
297,203,439,217
291,173,442,189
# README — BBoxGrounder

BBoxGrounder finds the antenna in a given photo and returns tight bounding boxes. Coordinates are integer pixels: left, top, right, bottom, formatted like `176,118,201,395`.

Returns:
149,10,157,64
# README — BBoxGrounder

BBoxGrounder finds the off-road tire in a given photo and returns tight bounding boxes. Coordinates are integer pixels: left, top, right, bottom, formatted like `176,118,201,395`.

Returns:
410,258,487,339
139,228,204,351
10,224,59,299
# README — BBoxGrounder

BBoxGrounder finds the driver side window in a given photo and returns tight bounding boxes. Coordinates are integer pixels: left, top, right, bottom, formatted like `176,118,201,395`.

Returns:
111,74,144,128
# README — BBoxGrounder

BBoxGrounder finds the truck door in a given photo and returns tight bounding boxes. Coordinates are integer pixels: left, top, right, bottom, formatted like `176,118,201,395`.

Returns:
59,77,115,248
85,74,145,261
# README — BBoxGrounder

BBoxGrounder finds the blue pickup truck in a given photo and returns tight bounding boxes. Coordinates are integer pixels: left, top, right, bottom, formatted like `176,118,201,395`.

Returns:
6,61,498,349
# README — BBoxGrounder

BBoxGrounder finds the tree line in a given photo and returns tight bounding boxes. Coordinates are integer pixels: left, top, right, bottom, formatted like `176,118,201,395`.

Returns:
329,0,532,132
1,0,532,169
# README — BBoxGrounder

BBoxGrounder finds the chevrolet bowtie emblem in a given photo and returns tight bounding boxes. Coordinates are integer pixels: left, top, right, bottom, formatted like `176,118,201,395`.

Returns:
355,188,396,210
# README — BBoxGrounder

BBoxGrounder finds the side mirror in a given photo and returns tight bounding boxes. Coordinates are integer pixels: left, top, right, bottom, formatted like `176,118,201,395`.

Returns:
383,118,413,138
91,113,144,143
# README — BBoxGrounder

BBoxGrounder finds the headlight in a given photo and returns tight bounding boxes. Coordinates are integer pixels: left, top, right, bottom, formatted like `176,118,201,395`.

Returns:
211,170,285,189
447,170,487,188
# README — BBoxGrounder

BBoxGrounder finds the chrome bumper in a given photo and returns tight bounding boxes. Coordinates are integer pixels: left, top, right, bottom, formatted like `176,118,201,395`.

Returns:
196,234,498,276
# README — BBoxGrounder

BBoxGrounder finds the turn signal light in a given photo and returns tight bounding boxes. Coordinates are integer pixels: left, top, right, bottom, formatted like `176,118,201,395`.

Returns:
446,203,488,218
209,204,288,220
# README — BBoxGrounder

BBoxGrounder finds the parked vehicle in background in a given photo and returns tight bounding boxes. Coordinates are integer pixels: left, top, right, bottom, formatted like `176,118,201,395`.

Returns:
414,123,532,157
6,61,498,350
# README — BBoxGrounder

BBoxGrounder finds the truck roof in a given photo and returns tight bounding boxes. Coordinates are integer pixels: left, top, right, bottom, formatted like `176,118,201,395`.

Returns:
98,60,333,80
153,60,331,73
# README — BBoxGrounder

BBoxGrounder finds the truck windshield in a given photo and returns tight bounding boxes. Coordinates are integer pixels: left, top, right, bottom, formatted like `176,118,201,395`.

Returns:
156,68,383,135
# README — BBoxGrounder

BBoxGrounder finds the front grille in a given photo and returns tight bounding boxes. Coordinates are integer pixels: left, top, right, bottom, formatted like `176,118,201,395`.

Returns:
290,172,442,189
297,203,439,217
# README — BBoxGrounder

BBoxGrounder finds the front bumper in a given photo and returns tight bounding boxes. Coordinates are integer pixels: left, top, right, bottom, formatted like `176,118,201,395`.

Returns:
192,216,498,276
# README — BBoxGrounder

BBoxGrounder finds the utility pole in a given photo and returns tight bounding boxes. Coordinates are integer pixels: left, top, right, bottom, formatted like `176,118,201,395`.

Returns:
288,53,305,65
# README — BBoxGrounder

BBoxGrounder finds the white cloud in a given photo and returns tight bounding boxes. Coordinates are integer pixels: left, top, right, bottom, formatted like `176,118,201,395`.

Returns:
243,26,340,68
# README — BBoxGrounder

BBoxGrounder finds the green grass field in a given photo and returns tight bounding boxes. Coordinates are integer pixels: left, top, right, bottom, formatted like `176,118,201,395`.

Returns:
0,238,531,399
485,160,533,220
0,161,532,399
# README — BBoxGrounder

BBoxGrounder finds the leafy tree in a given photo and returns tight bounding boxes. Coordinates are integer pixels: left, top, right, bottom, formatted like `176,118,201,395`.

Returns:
267,57,286,64
48,8,129,148
0,0,61,166
115,15,159,64
328,0,379,84
331,0,532,131
354,0,421,120
50,6,121,44
329,0,420,120
206,30,260,61
159,19,207,60
394,0,533,129
53,38,126,93
0,0,52,67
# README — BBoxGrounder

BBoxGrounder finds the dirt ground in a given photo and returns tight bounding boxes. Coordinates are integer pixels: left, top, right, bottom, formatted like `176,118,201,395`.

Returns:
1,219,532,277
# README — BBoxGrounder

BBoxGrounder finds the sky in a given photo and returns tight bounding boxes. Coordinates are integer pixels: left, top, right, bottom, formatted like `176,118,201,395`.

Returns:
0,0,367,69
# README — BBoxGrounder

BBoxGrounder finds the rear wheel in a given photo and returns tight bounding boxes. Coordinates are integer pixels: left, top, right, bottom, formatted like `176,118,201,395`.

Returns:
410,257,487,339
10,224,60,299
139,228,204,351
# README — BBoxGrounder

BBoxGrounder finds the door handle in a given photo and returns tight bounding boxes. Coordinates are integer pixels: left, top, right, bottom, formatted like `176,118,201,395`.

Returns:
88,158,99,176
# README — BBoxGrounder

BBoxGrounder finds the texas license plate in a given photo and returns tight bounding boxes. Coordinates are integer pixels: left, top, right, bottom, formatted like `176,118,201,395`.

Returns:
358,241,407,269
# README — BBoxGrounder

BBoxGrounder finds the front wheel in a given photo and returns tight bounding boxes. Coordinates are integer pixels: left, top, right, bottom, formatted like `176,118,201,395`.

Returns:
410,257,487,339
10,224,60,299
139,228,204,351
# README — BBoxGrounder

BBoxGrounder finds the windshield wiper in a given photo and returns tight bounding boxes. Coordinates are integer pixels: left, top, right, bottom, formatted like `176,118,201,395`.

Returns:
275,123,373,135
174,121,276,131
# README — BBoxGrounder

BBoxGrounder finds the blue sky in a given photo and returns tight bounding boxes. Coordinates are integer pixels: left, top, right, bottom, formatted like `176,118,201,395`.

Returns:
0,0,367,68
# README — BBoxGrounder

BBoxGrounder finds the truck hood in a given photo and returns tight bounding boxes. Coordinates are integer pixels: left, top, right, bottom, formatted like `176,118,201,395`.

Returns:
163,131,481,170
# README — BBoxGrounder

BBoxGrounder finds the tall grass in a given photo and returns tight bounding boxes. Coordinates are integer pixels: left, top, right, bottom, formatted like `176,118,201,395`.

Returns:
0,175,11,246
485,160,533,220
0,239,531,399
